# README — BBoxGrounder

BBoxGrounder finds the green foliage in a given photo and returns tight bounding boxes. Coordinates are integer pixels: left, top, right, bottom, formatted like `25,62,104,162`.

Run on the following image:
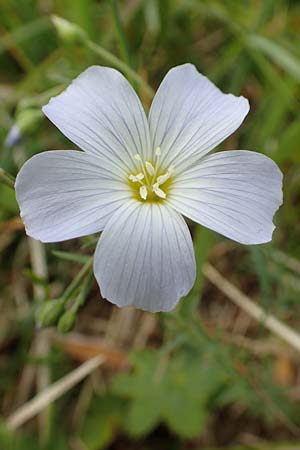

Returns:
80,395,125,450
76,318,295,443
178,225,215,318
0,420,68,450
1,0,300,448
0,422,39,450
52,250,90,264
111,346,224,438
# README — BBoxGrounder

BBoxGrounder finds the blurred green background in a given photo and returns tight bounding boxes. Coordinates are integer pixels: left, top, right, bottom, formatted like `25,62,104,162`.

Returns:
1,0,300,449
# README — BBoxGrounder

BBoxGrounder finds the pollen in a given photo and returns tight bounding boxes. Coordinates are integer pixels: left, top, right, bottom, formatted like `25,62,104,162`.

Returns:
128,149,173,201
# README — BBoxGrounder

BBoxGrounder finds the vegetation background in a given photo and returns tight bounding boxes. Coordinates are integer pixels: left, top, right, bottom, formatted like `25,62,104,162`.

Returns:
0,0,300,449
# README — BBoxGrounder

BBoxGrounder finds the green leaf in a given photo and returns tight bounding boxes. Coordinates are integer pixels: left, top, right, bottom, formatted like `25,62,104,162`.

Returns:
80,395,125,450
124,394,162,437
112,348,226,439
247,34,300,81
276,121,300,164
52,250,90,264
164,394,206,438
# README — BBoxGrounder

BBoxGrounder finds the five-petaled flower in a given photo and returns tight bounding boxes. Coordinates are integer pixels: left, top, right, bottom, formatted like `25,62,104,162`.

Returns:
15,64,283,312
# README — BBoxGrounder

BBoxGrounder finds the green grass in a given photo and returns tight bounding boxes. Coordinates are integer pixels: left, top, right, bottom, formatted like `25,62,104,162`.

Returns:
1,0,300,449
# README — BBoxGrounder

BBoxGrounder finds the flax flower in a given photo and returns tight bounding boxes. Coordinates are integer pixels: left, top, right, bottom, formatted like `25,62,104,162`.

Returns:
15,64,282,312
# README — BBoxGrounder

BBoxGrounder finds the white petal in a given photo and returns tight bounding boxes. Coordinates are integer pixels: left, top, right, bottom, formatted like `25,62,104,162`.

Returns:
43,66,151,174
168,151,283,245
148,64,249,173
94,200,196,312
15,150,131,243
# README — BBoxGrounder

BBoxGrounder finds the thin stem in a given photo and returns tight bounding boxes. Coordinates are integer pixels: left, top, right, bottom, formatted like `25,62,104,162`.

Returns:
110,0,132,69
6,355,104,430
203,263,300,353
61,256,93,302
72,271,93,312
0,168,15,189
85,39,154,99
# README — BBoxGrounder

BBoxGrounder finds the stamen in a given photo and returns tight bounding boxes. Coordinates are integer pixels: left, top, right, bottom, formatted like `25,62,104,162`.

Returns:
129,173,144,183
152,182,166,199
145,161,155,176
157,172,171,185
153,147,162,178
129,148,172,201
139,185,148,200
133,153,151,186
156,165,174,185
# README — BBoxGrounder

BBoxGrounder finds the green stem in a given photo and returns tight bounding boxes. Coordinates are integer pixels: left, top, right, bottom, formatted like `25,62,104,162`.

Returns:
85,39,154,99
61,256,93,302
110,0,132,68
71,271,93,312
18,84,66,111
0,168,15,189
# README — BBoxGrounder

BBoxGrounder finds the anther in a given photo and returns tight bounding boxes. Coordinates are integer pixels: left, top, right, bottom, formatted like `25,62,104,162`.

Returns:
155,147,161,156
145,161,155,176
134,154,142,161
157,172,170,185
153,182,166,199
129,173,144,183
139,185,148,200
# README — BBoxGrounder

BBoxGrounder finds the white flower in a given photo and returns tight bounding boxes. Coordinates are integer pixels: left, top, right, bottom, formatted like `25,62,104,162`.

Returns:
15,64,283,312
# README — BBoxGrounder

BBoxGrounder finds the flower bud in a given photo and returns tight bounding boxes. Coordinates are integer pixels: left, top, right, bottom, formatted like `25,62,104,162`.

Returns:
57,308,77,333
51,16,87,44
37,299,65,327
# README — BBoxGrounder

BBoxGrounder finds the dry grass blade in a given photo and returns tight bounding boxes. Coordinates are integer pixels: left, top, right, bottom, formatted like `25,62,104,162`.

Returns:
203,263,300,353
6,355,104,430
271,249,300,275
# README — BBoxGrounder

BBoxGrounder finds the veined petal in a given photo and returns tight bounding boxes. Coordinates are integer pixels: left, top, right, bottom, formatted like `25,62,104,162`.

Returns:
148,64,249,173
168,151,283,245
43,66,151,174
15,150,131,243
94,200,196,312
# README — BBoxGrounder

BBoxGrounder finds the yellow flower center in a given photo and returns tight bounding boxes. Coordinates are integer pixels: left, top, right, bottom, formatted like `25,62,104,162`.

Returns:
128,147,174,202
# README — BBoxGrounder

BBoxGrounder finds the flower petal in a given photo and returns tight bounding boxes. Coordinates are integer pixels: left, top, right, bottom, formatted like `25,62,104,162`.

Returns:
168,151,283,245
94,200,196,312
148,64,249,173
15,150,131,242
43,66,151,174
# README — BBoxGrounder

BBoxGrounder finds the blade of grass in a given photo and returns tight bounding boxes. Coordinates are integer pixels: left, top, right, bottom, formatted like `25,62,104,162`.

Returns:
0,168,15,189
203,263,300,353
247,34,300,82
85,38,154,98
52,250,90,265
6,355,104,430
0,17,50,55
110,0,132,68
